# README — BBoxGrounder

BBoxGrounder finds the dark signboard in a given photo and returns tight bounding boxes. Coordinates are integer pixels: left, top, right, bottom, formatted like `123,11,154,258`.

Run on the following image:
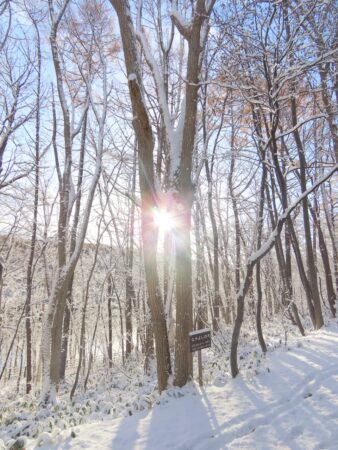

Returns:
189,328,211,352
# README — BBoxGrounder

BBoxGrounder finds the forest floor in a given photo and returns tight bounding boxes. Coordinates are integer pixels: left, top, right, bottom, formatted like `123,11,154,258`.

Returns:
2,319,338,449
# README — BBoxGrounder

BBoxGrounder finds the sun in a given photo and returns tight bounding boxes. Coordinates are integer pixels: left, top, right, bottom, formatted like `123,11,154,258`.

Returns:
153,208,176,232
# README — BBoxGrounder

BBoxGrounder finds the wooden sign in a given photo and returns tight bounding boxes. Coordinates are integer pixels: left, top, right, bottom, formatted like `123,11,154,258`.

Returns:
189,328,211,387
189,328,211,352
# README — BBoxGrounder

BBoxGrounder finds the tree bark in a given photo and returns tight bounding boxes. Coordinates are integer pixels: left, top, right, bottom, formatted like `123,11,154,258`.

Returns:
110,0,171,392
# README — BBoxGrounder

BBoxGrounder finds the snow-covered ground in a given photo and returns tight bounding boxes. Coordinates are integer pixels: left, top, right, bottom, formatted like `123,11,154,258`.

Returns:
32,323,338,450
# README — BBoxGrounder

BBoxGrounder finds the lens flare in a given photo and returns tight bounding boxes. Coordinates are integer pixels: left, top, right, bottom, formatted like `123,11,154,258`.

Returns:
153,208,176,232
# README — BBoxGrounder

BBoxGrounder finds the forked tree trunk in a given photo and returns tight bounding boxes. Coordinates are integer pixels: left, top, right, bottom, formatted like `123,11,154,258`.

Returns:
110,0,171,392
111,0,214,389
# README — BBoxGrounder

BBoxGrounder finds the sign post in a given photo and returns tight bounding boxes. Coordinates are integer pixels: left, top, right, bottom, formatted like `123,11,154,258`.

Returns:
198,349,203,387
189,328,211,387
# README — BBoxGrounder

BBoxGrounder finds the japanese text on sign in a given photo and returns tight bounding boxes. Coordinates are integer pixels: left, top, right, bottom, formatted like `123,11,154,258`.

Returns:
189,329,211,352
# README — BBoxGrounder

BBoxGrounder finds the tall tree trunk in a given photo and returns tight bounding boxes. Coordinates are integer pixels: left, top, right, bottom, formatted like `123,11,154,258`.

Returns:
319,65,338,163
290,102,323,329
107,276,113,368
321,182,338,294
194,201,208,328
228,115,247,367
201,79,226,332
284,0,323,329
25,15,41,394
70,228,101,399
174,196,193,386
268,170,306,334
144,299,154,375
60,108,88,381
216,195,232,324
125,143,137,358
229,126,241,296
250,104,267,352
308,198,336,316
173,1,215,387
255,159,267,353
110,0,171,392
265,109,305,334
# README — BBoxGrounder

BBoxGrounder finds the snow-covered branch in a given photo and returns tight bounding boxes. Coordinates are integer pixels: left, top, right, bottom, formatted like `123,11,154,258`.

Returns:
231,163,338,378
135,30,174,149
171,6,191,40
247,164,337,266
275,114,326,141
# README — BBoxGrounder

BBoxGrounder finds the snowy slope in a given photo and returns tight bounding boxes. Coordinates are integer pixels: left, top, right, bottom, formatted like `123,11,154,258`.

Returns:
35,324,338,450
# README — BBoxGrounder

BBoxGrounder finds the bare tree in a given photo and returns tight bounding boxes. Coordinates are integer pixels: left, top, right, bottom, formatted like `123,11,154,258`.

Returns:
0,32,36,188
41,0,110,402
230,163,337,377
110,0,215,389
